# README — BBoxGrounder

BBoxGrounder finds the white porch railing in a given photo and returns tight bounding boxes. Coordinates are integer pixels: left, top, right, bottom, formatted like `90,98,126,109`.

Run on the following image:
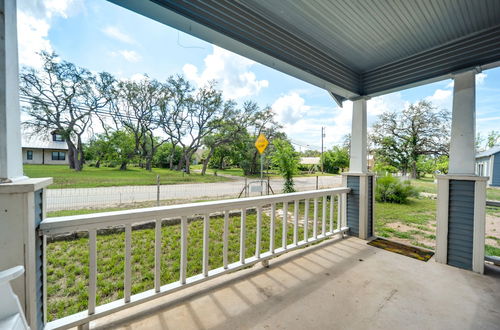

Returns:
39,187,350,330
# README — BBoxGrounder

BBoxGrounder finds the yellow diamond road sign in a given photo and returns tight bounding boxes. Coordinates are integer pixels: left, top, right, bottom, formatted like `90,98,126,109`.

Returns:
255,133,269,154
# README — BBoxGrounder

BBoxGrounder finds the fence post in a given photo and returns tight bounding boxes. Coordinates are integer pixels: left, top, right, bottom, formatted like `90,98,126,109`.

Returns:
156,175,160,207
316,176,319,190
245,177,248,197
267,176,270,195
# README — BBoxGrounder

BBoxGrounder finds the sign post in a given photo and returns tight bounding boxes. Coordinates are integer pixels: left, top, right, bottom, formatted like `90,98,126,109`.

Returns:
255,134,269,195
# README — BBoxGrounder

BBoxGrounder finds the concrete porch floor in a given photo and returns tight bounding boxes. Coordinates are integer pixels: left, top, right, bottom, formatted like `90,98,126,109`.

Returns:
89,237,500,330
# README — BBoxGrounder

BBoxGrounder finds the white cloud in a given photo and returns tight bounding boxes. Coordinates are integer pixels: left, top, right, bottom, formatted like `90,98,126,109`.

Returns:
425,89,452,110
183,46,268,99
110,50,142,63
476,72,487,85
271,92,311,124
17,0,85,68
102,26,136,45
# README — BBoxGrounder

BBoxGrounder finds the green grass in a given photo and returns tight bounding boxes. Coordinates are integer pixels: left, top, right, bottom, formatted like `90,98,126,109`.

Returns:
24,165,229,189
46,199,338,321
485,244,500,257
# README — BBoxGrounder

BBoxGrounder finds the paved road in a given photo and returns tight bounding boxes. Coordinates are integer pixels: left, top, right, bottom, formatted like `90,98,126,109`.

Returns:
46,175,342,211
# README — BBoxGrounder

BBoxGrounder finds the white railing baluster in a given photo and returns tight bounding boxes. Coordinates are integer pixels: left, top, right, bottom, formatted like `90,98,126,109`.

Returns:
180,215,187,284
255,206,262,258
223,211,229,269
154,219,161,292
282,202,288,249
124,224,131,303
330,195,334,233
304,199,309,242
203,214,209,277
337,194,342,230
88,229,97,315
240,209,246,264
322,196,327,236
293,200,299,245
342,193,347,228
313,198,318,239
270,203,276,254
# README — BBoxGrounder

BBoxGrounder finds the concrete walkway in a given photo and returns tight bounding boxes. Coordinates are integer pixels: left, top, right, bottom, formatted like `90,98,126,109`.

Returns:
46,175,342,211
88,237,500,330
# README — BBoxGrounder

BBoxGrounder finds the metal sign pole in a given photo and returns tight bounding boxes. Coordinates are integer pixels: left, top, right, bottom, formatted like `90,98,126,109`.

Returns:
260,153,264,196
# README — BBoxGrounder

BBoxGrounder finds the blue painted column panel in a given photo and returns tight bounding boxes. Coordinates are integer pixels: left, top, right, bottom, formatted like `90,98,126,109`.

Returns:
447,180,475,270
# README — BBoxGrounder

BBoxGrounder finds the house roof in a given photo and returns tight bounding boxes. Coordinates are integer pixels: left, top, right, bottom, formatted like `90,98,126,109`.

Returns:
476,146,500,158
22,135,68,151
300,157,320,165
109,0,500,103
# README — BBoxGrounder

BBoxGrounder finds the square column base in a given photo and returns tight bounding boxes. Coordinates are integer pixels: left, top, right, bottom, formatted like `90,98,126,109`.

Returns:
435,175,487,274
342,173,375,239
0,178,52,329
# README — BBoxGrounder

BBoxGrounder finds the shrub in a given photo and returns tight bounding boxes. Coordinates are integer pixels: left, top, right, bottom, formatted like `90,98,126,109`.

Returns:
375,175,418,203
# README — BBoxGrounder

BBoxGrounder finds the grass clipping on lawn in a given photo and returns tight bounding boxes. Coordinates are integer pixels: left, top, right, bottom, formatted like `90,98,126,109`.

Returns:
368,237,434,261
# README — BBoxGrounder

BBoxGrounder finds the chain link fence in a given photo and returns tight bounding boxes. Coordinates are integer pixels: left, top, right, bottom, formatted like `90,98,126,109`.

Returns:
46,175,342,212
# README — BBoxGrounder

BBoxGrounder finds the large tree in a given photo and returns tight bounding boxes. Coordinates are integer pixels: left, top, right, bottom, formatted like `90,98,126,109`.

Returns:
200,101,261,175
160,79,228,174
20,52,114,170
109,76,167,170
371,101,450,178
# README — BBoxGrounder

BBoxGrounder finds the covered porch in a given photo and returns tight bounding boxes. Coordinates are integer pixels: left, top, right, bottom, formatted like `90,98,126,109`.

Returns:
1,1,500,329
89,237,500,330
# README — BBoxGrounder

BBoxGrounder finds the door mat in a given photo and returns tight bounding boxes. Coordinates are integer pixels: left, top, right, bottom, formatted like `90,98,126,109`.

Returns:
368,238,434,262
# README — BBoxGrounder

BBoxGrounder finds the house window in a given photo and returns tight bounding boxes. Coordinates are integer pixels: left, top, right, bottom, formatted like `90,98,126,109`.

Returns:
27,150,33,160
52,133,64,142
52,151,66,161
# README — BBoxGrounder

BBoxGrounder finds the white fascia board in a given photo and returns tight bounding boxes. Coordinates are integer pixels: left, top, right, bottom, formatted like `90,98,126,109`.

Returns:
107,0,359,99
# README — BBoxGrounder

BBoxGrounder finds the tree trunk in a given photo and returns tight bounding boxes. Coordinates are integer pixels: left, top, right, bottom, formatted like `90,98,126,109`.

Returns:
201,147,216,175
184,153,191,174
120,162,128,170
169,143,176,169
95,159,101,168
145,156,152,171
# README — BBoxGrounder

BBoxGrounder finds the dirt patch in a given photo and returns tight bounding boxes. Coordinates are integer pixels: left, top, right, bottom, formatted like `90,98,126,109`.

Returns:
485,214,500,248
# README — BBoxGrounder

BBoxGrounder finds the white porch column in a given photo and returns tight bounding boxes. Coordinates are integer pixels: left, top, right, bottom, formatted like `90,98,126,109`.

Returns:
349,98,368,173
343,97,374,240
0,1,52,329
0,0,25,182
436,69,486,274
449,70,476,175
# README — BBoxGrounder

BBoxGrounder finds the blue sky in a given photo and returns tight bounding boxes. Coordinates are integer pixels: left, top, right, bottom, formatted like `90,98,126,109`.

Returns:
18,0,500,151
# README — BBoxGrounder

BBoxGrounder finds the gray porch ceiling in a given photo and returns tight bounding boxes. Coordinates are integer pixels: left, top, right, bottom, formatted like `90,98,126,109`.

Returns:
110,0,500,103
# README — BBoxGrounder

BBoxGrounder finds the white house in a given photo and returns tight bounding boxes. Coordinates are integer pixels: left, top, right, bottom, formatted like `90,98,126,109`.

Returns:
476,146,500,187
22,132,69,165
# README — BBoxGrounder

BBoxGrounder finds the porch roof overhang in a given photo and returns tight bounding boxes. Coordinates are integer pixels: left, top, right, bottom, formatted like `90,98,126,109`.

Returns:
109,0,500,105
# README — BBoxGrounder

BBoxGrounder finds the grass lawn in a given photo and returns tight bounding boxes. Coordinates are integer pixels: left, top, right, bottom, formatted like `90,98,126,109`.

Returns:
46,199,339,321
375,197,437,250
24,165,229,189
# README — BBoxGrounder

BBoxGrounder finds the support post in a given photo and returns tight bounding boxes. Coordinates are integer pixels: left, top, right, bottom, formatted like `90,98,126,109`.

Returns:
436,69,486,274
0,0,25,182
343,98,374,240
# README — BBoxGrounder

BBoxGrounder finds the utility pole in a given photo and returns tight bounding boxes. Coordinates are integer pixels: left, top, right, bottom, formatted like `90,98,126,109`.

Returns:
321,126,325,173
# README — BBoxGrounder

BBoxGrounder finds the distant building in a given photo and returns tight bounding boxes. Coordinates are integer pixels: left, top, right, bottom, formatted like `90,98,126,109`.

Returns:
22,132,69,165
475,146,500,187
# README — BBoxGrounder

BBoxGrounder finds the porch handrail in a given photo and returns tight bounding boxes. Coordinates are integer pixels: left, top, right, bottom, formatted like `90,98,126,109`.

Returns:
40,187,350,235
40,187,350,330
